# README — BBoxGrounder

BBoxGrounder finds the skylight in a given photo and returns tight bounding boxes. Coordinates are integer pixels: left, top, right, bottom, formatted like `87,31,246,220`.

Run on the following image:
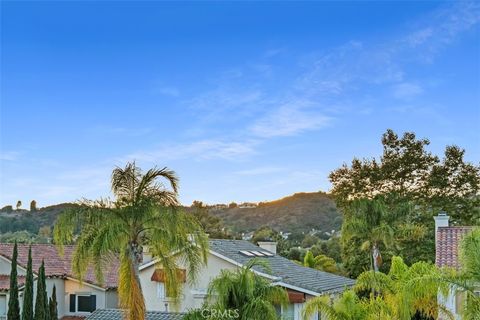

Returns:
239,250,274,257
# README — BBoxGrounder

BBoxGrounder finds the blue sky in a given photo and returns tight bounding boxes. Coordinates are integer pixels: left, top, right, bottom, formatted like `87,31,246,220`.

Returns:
1,1,479,207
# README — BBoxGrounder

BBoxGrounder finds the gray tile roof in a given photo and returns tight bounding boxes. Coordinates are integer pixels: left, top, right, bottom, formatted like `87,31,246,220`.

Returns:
87,309,184,320
209,239,355,295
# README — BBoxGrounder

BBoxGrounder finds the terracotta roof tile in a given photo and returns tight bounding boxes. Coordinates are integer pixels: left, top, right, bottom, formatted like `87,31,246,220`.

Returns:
435,226,473,269
0,243,119,289
0,274,26,291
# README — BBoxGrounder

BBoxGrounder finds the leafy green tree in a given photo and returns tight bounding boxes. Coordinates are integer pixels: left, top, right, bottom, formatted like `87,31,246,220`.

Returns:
54,162,209,320
30,200,37,212
190,201,230,239
34,260,49,320
49,285,58,320
22,246,34,320
0,205,13,213
329,129,480,225
185,259,288,320
7,242,20,320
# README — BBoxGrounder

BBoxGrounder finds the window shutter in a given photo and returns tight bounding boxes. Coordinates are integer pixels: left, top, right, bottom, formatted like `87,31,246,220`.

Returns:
69,294,76,312
90,295,97,312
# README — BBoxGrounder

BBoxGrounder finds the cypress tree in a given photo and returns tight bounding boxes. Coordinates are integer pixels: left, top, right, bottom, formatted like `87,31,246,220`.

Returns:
34,260,49,320
22,246,34,320
7,242,20,320
48,285,58,320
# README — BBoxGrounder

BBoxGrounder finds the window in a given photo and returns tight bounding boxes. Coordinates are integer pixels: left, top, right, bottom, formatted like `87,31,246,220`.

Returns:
69,294,96,313
157,282,166,299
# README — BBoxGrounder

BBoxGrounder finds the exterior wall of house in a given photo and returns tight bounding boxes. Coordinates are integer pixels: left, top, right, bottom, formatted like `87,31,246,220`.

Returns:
105,290,119,309
62,279,109,317
140,252,240,313
0,256,26,276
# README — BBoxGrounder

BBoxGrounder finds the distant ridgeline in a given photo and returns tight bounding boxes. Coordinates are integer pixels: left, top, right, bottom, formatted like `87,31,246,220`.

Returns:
0,192,342,241
204,192,342,234
0,203,80,242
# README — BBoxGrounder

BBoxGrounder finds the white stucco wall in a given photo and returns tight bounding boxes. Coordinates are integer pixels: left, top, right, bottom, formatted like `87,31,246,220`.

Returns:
140,252,236,313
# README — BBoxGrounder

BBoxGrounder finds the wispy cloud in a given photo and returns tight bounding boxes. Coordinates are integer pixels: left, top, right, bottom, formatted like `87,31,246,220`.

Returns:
123,139,259,163
392,82,424,100
0,151,20,161
250,101,331,138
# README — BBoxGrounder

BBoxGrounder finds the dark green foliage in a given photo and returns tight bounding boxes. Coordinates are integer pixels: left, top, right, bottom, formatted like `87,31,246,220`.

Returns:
330,129,480,224
0,203,80,235
190,201,230,239
0,231,50,244
22,246,34,320
0,205,13,212
49,285,58,320
7,242,20,320
34,261,49,320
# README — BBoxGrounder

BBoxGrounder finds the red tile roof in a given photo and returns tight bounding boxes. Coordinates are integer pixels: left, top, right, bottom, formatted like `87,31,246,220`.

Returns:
435,226,473,269
0,274,26,291
0,243,119,289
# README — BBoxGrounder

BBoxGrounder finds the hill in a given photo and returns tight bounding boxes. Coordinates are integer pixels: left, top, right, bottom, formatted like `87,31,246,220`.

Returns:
207,192,341,234
0,203,79,235
0,192,342,239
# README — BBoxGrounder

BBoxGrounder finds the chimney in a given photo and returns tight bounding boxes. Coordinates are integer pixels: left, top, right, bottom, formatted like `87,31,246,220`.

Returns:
258,241,277,255
434,211,449,246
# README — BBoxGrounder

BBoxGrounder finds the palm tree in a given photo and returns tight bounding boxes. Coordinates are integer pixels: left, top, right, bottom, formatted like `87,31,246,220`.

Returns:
303,256,453,320
185,259,288,320
303,251,337,273
54,162,209,320
354,256,452,320
302,290,378,320
342,198,425,273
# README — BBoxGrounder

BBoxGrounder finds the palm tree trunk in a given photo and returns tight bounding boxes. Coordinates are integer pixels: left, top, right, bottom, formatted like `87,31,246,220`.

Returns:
126,241,146,320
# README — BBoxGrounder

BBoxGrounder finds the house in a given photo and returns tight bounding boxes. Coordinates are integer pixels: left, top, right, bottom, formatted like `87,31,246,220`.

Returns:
434,212,475,320
138,239,355,320
1,239,354,320
0,244,119,319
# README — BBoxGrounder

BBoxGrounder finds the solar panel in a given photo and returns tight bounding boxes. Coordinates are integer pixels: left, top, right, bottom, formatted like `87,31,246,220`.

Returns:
251,251,265,256
239,250,255,257
261,251,274,256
